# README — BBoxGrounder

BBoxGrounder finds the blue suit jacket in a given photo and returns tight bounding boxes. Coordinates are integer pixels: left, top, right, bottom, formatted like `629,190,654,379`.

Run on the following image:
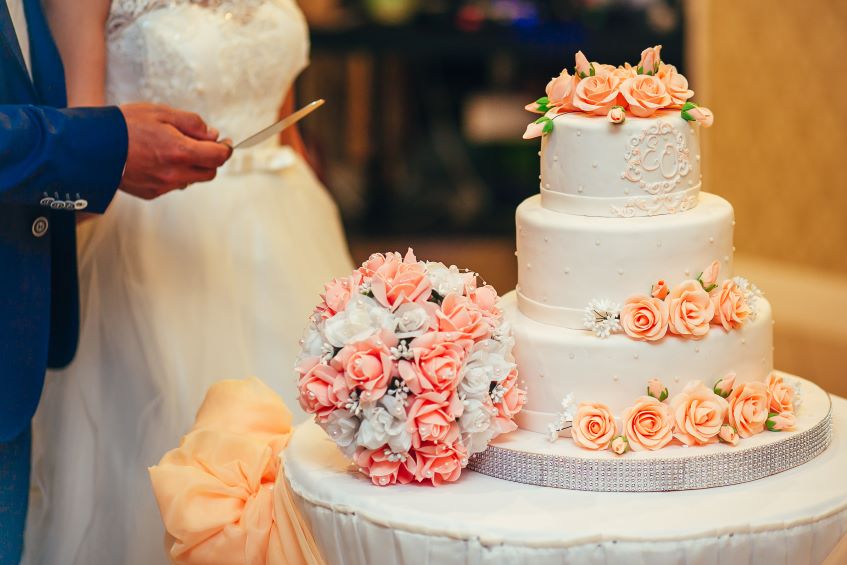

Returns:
0,0,128,443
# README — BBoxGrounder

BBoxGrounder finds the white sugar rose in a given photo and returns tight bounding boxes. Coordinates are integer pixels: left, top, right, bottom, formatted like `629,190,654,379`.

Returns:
460,399,497,455
323,410,360,458
459,362,493,399
394,302,434,339
461,341,516,389
425,262,471,296
357,398,411,454
323,294,396,348
298,321,326,359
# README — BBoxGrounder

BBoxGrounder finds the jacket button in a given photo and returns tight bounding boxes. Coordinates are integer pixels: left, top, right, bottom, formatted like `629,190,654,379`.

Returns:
32,217,49,238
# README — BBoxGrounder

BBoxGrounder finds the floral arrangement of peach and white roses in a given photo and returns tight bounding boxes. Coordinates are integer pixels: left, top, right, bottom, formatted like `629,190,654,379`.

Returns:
551,373,799,454
584,259,762,340
296,250,525,486
523,45,713,139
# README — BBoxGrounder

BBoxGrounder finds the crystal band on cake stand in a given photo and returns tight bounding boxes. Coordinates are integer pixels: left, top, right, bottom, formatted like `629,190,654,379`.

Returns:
468,376,831,492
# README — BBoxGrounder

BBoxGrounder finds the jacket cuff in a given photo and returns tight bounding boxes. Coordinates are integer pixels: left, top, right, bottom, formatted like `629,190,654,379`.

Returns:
57,106,128,214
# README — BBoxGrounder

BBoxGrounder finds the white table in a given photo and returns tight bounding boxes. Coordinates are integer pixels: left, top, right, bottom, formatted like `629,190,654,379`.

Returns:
285,396,847,565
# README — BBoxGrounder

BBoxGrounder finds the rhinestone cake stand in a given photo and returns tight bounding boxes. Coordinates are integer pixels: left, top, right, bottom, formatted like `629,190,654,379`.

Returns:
468,374,831,492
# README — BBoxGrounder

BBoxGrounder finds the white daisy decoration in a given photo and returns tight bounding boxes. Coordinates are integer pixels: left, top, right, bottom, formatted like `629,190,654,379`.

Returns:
584,298,622,338
732,276,764,320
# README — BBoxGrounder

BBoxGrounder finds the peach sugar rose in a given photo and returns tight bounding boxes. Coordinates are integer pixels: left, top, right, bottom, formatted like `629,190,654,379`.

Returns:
711,279,751,331
766,372,795,413
670,381,729,446
656,63,694,107
620,75,671,117
621,396,674,451
651,279,670,300
545,70,577,112
571,402,617,451
573,73,622,115
620,295,669,341
726,381,770,438
667,280,715,338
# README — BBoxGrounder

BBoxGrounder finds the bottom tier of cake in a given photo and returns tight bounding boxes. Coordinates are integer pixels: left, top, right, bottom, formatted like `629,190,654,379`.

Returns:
468,374,830,492
500,291,775,433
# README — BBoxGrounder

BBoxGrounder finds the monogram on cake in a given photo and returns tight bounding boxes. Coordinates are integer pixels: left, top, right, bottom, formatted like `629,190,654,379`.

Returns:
469,47,832,491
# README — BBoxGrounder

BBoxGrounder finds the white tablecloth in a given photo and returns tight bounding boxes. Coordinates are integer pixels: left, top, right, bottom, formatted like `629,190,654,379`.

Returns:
285,396,847,565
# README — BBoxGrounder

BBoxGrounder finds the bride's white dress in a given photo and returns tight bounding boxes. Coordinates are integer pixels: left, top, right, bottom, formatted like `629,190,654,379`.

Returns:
23,1,352,563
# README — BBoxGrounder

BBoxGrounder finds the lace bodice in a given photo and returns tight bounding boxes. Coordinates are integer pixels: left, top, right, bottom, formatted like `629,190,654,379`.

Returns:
106,0,309,142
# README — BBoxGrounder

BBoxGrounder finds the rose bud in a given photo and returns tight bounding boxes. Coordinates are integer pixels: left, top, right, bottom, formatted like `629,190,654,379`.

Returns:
681,102,715,127
766,411,796,432
646,378,669,402
718,424,739,446
574,50,593,78
638,45,662,75
607,105,626,124
698,260,721,291
651,279,669,300
713,372,736,398
610,435,629,455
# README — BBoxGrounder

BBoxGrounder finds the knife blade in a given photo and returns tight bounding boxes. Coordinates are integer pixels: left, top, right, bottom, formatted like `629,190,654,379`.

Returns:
233,99,325,149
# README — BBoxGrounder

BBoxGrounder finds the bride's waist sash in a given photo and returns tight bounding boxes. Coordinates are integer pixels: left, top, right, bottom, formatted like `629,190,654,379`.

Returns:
221,145,296,176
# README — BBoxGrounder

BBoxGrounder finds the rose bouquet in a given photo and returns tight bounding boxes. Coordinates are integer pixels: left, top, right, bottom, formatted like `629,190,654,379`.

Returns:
296,250,525,486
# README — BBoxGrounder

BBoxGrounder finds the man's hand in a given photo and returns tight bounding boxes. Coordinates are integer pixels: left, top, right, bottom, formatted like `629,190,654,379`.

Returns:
118,103,232,199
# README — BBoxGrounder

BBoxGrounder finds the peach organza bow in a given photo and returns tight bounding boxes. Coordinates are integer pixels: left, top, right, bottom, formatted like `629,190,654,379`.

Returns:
149,378,325,565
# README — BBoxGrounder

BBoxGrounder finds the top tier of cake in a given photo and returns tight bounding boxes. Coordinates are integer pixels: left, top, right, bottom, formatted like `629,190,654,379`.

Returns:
540,111,701,218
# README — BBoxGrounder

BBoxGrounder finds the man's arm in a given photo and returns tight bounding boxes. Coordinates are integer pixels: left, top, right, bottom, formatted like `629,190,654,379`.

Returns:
0,104,127,213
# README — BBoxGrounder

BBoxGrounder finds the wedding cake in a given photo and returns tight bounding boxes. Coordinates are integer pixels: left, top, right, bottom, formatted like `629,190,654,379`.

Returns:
467,47,831,489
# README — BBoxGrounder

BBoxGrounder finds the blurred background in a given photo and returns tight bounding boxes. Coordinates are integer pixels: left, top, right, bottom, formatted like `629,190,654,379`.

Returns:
293,0,847,396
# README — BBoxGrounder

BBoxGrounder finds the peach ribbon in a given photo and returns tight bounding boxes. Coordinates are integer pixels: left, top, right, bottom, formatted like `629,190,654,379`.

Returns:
149,377,325,565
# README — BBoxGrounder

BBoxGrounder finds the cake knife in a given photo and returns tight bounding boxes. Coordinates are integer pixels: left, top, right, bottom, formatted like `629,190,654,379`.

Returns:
233,99,325,149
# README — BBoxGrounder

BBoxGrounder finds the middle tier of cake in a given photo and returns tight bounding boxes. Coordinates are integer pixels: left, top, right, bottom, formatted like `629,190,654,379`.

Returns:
516,192,735,329
501,291,775,434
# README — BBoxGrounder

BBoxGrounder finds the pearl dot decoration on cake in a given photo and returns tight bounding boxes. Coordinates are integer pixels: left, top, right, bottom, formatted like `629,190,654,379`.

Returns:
624,188,630,195
733,246,737,252
674,376,680,383
732,220,737,227
709,237,714,243
742,338,747,345
527,263,532,270
684,269,691,276
696,154,701,161
617,268,624,275
553,155,559,162
537,151,541,157
612,375,619,383
633,353,639,360
695,346,701,353
578,185,584,193
544,236,549,243
568,352,575,360
564,267,570,274
576,130,582,137
724,255,730,262
592,162,599,168
595,240,601,246
657,241,663,248
545,183,551,189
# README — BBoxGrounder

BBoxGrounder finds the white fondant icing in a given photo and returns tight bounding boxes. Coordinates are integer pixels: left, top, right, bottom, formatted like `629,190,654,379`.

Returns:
540,111,701,218
502,292,774,432
516,192,735,329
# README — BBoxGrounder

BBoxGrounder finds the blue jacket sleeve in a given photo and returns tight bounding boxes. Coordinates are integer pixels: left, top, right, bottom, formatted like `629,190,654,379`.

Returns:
0,104,128,213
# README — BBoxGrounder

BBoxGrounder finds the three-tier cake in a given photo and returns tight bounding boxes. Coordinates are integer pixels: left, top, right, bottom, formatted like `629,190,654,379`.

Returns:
468,47,832,491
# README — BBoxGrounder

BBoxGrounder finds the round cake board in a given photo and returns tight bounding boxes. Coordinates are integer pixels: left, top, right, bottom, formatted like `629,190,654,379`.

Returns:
469,373,830,492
